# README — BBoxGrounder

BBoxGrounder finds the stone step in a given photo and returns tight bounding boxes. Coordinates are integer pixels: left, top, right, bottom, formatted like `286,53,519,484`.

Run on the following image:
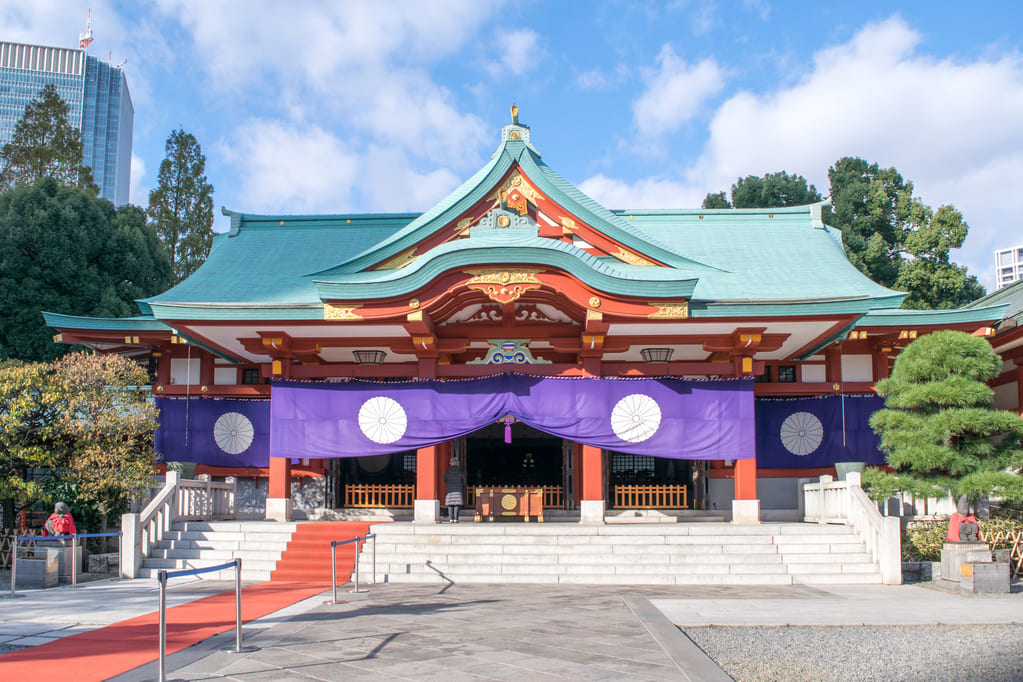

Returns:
149,548,284,562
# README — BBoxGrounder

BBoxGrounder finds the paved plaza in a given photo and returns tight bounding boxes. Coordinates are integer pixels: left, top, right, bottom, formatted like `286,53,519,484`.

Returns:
2,573,1021,680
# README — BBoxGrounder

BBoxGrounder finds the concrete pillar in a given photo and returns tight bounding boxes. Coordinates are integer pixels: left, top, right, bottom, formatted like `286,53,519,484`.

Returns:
266,456,292,522
415,445,440,524
579,444,605,524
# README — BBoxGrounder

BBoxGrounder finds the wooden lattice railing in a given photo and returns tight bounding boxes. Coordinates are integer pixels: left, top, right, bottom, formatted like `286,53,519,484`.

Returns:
982,525,1023,579
345,484,416,508
614,484,688,509
466,485,563,509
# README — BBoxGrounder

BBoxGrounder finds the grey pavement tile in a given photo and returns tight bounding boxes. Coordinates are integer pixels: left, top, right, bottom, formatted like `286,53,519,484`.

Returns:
7,634,62,646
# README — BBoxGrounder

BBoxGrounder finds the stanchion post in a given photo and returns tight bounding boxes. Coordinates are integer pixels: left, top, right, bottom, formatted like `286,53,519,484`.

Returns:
371,534,376,585
158,569,168,682
221,558,258,654
234,558,242,650
7,537,17,598
71,536,78,588
331,541,338,604
353,538,360,592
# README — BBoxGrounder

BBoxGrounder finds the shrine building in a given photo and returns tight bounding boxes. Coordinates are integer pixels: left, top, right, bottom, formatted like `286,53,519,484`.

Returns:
44,112,1015,525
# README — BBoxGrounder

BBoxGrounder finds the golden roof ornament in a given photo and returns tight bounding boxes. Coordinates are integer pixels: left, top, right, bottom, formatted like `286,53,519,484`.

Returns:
511,104,519,125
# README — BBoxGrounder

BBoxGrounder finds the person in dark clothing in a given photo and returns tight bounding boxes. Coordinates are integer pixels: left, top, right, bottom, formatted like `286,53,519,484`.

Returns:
443,457,466,523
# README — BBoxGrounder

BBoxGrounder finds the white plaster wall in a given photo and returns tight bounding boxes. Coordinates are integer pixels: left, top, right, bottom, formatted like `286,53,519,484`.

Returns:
169,357,200,385
801,364,826,382
214,367,238,385
841,354,873,382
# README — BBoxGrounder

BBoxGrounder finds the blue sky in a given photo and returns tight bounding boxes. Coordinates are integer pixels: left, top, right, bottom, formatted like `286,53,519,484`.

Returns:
4,1,1022,290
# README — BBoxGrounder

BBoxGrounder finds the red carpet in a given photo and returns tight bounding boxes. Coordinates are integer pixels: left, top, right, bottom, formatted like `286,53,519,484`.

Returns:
270,520,373,582
0,580,325,682
0,520,381,681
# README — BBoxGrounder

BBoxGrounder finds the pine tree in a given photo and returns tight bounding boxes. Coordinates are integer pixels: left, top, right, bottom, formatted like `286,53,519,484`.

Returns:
147,129,214,282
867,331,1023,503
0,84,96,192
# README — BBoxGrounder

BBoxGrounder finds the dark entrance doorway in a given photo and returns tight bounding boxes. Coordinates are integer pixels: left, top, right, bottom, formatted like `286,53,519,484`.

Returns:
607,453,706,510
465,420,566,509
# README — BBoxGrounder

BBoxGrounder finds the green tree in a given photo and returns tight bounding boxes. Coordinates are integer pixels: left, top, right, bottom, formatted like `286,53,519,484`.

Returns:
823,157,984,308
730,171,822,208
866,331,1023,504
0,361,62,530
44,353,158,539
0,178,173,361
147,129,214,282
703,171,821,210
0,84,96,193
701,191,731,209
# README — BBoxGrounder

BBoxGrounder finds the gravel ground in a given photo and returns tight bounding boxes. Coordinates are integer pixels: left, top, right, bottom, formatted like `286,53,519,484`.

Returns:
685,624,1023,682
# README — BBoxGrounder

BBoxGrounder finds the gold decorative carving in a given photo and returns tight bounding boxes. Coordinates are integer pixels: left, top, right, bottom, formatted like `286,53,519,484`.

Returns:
588,296,601,308
615,248,656,266
455,218,472,234
489,171,538,204
374,247,418,270
559,216,578,234
509,130,522,140
586,310,603,322
324,304,363,321
465,269,543,304
409,298,421,309
648,301,689,319
497,215,511,227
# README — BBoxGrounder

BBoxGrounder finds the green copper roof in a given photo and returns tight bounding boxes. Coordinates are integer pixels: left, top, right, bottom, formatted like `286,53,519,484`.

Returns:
131,122,916,323
620,203,906,308
963,278,1023,321
137,211,415,315
42,312,170,332
855,304,1010,327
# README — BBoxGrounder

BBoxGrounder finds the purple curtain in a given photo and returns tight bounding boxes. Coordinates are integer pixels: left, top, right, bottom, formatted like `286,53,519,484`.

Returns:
270,374,754,460
155,397,270,467
754,395,886,468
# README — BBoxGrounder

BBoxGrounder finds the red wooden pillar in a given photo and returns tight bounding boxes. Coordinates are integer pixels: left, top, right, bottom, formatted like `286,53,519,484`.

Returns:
416,444,441,523
579,444,605,523
734,458,757,500
267,456,292,521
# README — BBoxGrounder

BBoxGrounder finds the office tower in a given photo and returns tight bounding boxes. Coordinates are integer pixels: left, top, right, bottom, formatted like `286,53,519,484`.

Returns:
995,245,1023,290
0,39,133,205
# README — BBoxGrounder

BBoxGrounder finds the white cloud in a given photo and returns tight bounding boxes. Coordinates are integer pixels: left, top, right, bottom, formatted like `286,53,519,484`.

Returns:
632,45,724,138
485,29,543,77
597,16,1023,289
684,15,1023,287
362,146,461,212
578,174,704,210
155,0,501,91
129,153,147,206
219,120,359,214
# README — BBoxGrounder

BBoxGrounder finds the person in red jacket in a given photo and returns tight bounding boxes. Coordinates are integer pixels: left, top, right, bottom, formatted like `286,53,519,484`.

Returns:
43,501,77,536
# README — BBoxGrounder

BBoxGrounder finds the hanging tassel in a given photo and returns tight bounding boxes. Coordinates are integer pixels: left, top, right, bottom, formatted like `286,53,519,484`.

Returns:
504,415,513,444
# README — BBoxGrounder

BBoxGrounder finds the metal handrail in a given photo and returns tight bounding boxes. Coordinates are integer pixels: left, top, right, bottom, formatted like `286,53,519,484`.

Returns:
328,534,376,604
156,558,257,681
4,531,122,598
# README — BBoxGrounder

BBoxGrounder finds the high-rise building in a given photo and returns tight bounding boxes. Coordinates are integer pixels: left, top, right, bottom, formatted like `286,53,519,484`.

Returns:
995,245,1023,290
0,40,133,205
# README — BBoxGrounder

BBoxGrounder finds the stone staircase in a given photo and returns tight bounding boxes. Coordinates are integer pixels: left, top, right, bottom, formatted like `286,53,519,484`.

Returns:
359,521,884,586
140,521,297,581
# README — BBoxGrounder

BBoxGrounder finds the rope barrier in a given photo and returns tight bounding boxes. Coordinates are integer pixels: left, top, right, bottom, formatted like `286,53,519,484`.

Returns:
4,531,123,598
157,558,257,682
329,534,376,604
